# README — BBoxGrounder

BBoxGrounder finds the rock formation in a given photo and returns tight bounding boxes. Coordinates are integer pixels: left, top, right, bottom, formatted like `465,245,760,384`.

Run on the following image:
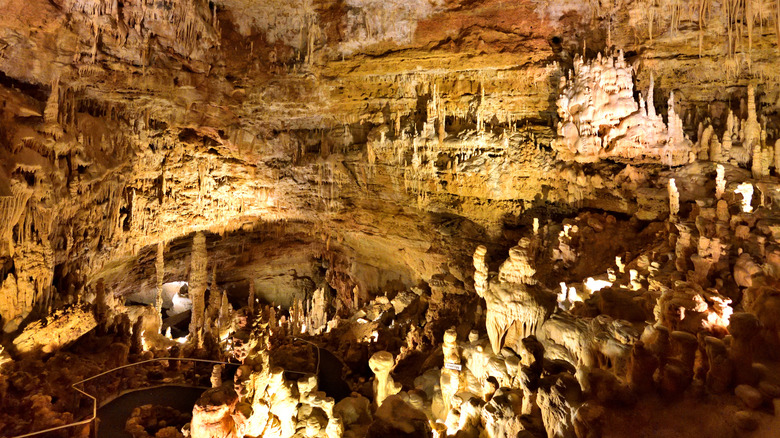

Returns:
369,351,402,409
5,1,780,437
477,239,557,354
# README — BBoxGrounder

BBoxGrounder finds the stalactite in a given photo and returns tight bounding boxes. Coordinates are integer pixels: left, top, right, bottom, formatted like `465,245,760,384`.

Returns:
105,180,124,241
44,78,60,125
648,0,656,42
698,0,711,57
669,0,682,36
0,188,32,256
747,0,754,57
725,0,746,57
776,0,780,52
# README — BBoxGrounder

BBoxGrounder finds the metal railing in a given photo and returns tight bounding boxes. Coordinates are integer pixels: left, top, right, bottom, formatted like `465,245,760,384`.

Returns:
291,336,321,375
7,358,239,438
7,339,322,438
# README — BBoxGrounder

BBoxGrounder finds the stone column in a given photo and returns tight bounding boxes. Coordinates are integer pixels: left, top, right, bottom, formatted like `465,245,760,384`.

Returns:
473,245,488,298
154,241,164,333
440,327,461,416
211,364,223,388
668,178,680,219
188,231,207,348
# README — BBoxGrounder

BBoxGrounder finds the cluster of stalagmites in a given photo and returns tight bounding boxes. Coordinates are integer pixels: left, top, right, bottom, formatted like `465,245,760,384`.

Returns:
185,328,344,438
553,52,692,166
179,188,780,437
553,52,780,187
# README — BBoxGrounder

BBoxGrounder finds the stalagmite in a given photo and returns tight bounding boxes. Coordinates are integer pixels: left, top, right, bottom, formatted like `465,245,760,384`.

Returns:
477,239,556,354
716,164,726,199
751,143,763,179
735,183,754,213
745,84,761,156
248,279,255,314
473,245,489,298
369,351,401,408
668,178,679,218
440,327,461,417
154,241,164,332
188,232,207,348
211,364,223,387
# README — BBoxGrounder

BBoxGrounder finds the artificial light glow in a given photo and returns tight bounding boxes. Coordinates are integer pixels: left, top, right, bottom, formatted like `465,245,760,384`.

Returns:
362,330,379,343
584,277,612,293
692,295,709,313
703,296,733,330
568,286,581,303
558,282,568,302
140,331,149,351
735,182,754,213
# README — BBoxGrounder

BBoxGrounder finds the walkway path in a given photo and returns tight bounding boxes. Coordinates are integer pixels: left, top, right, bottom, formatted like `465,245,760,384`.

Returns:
91,346,350,437
317,348,351,401
96,386,205,438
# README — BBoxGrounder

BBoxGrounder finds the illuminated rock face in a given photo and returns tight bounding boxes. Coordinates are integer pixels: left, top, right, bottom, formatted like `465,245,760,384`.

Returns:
12,305,96,354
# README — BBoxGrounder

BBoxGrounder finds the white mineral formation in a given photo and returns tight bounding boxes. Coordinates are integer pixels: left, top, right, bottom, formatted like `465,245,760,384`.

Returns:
715,164,726,199
473,245,489,297
440,327,461,417
553,53,692,164
735,182,754,213
668,178,679,218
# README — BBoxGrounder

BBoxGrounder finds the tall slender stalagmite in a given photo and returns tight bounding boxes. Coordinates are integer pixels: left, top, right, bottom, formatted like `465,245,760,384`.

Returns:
188,232,207,348
248,279,255,314
154,241,164,333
